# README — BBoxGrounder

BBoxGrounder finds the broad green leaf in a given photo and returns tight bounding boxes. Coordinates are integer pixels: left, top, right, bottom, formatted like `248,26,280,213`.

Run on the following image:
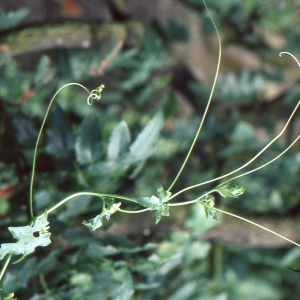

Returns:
115,269,134,300
75,115,102,164
129,111,163,161
45,105,74,159
88,160,129,179
0,214,51,262
107,121,131,160
83,200,121,231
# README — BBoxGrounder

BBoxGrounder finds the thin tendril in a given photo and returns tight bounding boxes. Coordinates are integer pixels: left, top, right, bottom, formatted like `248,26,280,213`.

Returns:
222,133,300,185
167,0,221,193
36,191,137,220
202,204,300,248
0,254,12,281
169,101,300,201
118,208,151,213
29,83,106,220
279,52,300,68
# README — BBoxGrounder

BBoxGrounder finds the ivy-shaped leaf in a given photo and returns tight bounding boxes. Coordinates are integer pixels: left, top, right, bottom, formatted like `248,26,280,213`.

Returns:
213,183,245,198
0,213,51,263
137,183,170,224
83,199,121,231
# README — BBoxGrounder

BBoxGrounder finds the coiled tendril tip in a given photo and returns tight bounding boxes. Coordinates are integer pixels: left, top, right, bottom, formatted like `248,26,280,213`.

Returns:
87,84,105,105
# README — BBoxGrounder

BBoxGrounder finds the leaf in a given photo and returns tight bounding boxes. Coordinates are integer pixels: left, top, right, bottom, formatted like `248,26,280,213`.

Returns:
137,194,169,224
197,194,218,221
156,182,171,202
129,111,163,162
0,214,51,263
34,55,56,87
168,17,190,42
107,121,131,160
115,269,134,300
75,115,102,164
0,287,16,300
45,105,74,159
213,183,245,198
83,200,121,231
0,8,30,31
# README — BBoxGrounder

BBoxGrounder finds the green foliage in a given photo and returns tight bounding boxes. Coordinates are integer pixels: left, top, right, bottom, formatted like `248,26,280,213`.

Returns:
1,0,300,299
75,115,102,165
137,183,171,224
0,8,29,31
0,214,50,264
82,199,121,231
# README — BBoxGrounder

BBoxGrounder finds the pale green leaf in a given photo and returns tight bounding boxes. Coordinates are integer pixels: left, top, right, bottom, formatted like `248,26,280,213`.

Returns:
213,183,245,198
0,214,51,262
83,201,121,231
107,121,131,160
137,194,169,224
129,111,163,161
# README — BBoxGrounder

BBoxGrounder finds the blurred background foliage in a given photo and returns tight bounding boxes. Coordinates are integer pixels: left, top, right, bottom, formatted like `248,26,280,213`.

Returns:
1,0,300,299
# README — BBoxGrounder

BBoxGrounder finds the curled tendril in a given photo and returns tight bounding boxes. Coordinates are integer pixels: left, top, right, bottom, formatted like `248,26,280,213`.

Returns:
87,84,105,105
279,52,300,68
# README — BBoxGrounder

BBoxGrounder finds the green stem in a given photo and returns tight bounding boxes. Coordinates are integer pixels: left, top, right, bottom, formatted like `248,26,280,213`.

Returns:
0,254,12,281
167,0,222,193
201,203,300,248
29,83,91,220
168,100,300,201
119,208,150,213
222,133,300,185
36,192,138,220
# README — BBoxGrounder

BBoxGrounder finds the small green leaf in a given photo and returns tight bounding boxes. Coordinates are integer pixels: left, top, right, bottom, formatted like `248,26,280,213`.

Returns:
83,200,121,231
0,214,51,262
213,183,245,198
204,206,218,221
107,121,131,160
129,111,163,161
75,115,102,164
137,194,169,224
197,194,218,220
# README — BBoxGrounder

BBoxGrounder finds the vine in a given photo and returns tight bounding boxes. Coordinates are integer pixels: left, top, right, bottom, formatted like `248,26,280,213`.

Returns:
1,1,300,298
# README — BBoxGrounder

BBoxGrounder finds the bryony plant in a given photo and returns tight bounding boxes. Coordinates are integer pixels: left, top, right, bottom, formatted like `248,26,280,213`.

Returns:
1,1,300,299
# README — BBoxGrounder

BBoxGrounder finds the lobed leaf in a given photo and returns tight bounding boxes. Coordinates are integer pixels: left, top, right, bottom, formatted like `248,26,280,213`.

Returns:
0,214,51,263
137,194,169,224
